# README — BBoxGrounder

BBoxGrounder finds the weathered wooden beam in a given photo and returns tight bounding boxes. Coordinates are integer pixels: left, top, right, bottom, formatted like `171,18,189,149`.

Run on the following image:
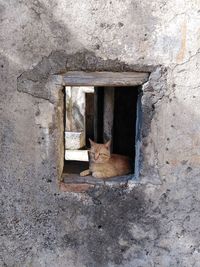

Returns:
62,173,132,186
63,71,149,86
103,87,114,147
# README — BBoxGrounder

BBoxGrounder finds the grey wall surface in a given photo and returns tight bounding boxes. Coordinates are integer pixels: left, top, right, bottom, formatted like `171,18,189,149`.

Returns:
1,0,200,266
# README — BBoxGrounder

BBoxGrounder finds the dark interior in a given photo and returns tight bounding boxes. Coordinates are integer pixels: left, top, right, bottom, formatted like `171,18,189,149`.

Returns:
112,87,138,159
85,93,95,147
63,161,89,174
94,87,104,143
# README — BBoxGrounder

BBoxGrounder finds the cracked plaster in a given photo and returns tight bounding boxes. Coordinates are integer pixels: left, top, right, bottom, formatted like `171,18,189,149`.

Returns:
1,0,200,266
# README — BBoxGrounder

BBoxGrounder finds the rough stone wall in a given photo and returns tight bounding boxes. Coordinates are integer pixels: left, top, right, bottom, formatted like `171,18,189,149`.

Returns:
1,0,200,266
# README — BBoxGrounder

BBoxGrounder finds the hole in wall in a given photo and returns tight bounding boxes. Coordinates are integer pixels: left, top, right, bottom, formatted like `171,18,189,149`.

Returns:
62,84,141,184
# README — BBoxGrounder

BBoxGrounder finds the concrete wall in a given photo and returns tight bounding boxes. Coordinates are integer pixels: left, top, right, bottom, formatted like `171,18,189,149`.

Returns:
1,0,200,266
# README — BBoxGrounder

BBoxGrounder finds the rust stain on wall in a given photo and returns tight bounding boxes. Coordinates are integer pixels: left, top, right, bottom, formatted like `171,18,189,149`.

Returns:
176,20,187,62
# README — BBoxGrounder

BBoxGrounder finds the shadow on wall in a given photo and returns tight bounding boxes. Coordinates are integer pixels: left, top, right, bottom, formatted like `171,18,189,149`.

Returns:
0,0,84,67
0,0,161,68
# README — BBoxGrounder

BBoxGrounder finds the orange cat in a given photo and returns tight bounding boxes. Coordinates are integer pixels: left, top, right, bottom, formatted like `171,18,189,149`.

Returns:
80,139,132,178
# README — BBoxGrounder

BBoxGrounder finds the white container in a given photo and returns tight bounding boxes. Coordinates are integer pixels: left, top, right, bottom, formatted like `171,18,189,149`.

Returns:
65,131,85,150
65,150,89,161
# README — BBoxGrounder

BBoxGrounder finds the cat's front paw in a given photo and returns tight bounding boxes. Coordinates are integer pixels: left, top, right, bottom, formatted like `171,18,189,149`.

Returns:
80,169,90,176
92,172,103,178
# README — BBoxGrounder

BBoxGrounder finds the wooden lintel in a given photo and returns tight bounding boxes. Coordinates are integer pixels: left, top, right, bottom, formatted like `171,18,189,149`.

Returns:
62,71,149,86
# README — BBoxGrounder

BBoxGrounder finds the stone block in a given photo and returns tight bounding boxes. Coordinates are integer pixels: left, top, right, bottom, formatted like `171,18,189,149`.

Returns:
65,131,85,149
65,149,89,161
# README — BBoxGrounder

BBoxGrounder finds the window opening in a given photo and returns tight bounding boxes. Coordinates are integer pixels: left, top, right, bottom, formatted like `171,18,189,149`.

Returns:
62,85,141,183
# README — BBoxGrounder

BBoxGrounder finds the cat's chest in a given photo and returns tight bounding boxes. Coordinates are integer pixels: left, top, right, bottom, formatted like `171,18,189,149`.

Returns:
90,162,108,172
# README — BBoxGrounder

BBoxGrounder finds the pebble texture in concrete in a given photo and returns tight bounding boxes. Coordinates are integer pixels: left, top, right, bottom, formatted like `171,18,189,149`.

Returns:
1,0,200,266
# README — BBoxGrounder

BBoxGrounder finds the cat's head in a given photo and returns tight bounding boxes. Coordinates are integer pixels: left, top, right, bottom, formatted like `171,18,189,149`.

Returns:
89,139,111,163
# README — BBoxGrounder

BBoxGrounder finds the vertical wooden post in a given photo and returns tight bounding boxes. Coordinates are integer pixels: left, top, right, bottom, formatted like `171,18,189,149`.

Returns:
103,87,115,151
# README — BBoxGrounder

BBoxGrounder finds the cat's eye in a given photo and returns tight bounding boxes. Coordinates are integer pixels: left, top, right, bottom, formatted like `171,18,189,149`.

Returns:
100,153,108,156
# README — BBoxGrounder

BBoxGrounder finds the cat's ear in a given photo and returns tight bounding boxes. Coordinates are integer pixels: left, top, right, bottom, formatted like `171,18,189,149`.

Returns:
105,140,111,149
89,138,95,146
